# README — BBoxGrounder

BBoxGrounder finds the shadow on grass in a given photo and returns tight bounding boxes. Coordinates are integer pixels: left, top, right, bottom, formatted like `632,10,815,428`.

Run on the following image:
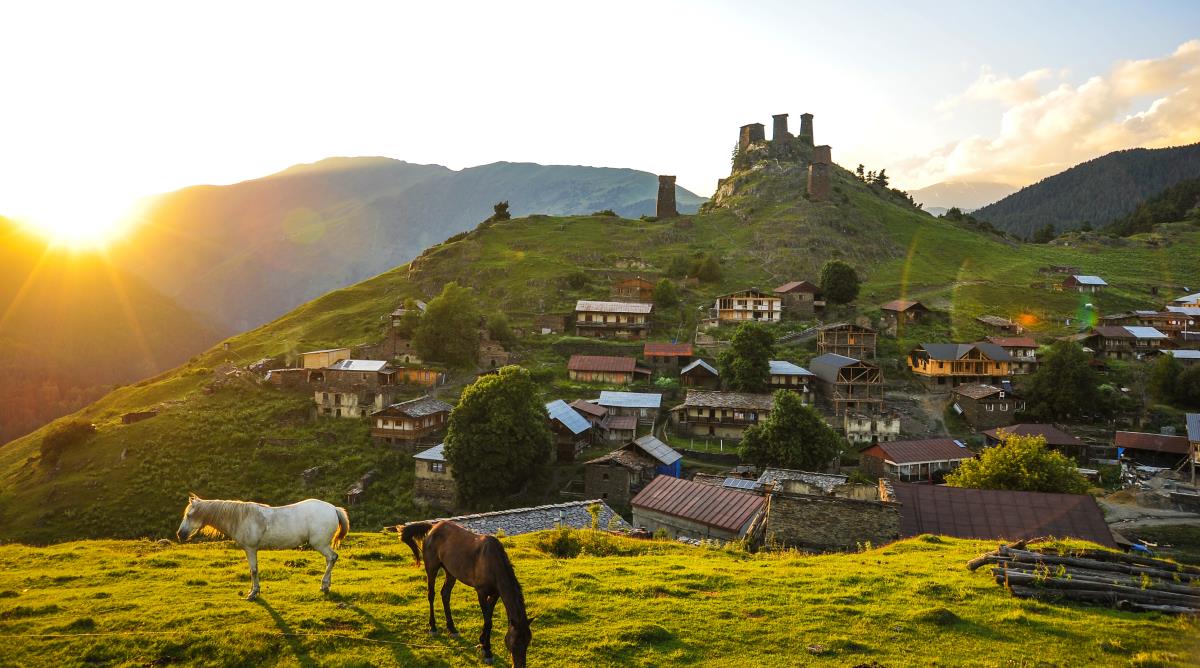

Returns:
256,598,317,668
328,592,458,667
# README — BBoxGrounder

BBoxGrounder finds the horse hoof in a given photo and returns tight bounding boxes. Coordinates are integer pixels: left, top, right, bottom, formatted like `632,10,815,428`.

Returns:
245,594,258,602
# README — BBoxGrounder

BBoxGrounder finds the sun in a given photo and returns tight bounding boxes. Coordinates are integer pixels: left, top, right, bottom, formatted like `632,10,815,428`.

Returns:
11,197,140,251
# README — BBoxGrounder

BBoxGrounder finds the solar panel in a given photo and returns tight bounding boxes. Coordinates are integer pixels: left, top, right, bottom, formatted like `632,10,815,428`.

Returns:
723,477,758,490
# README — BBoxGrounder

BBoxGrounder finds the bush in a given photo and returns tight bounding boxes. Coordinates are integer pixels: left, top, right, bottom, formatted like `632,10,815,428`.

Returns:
565,271,590,290
591,209,617,217
41,420,96,467
533,527,582,558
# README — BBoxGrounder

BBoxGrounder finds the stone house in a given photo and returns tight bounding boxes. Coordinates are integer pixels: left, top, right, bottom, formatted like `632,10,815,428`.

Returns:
712,288,782,323
597,391,662,426
643,342,693,371
679,359,720,388
976,314,1023,335
545,399,592,462
533,314,567,335
951,384,1024,430
1062,275,1108,293
584,435,682,507
859,438,974,484
816,323,877,359
669,390,774,440
370,395,454,447
312,360,399,418
907,342,1013,386
574,300,652,340
841,411,902,445
808,353,884,416
768,360,813,401
631,475,765,542
1086,326,1169,360
762,484,900,551
300,347,352,369
880,300,931,328
983,424,1087,461
413,443,455,506
566,355,648,384
986,336,1039,374
478,339,510,369
773,280,824,317
610,276,655,303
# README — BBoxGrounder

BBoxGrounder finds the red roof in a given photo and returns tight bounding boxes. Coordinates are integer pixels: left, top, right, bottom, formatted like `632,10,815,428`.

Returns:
603,415,638,431
568,355,636,373
1114,431,1190,455
774,280,821,294
569,399,607,418
983,424,1082,447
644,342,693,357
893,483,1116,548
861,439,974,465
881,299,927,312
987,336,1038,348
632,475,764,534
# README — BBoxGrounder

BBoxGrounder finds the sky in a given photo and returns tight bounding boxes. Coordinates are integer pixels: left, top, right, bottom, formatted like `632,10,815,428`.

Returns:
1,1,1198,243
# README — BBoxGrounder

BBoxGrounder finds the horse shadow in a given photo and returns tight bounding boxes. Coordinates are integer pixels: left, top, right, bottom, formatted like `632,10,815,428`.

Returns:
327,592,477,667
255,598,318,668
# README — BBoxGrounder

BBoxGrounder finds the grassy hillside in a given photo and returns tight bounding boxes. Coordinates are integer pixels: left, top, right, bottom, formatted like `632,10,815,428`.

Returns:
3,152,1200,544
0,531,1195,667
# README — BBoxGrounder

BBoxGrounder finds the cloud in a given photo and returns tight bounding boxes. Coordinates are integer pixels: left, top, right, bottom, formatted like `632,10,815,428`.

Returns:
904,40,1200,188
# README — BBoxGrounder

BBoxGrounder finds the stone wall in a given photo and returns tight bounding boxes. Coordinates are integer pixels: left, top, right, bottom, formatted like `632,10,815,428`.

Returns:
584,462,635,506
414,475,456,506
764,491,900,551
656,175,678,219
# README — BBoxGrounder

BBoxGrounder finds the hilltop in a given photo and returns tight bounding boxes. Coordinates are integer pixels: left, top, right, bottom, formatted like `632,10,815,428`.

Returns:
0,531,1194,666
2,117,1200,544
111,158,707,332
974,143,1200,237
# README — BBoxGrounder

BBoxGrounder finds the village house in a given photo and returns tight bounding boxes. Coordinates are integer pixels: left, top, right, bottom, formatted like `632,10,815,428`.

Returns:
478,338,511,369
1062,274,1108,293
643,342,693,371
983,424,1087,461
394,366,444,387
907,342,1013,387
976,314,1023,335
584,435,682,506
312,359,399,418
597,391,662,426
986,336,1039,374
566,355,649,384
1172,292,1200,308
951,384,1025,430
880,300,931,327
841,411,902,445
808,353,884,416
712,288,782,323
600,414,638,443
760,481,900,552
1114,430,1191,469
631,475,765,542
669,390,774,440
545,399,592,462
756,468,849,495
816,323,877,359
769,360,813,399
569,399,608,428
370,395,454,447
773,280,824,317
574,300,652,340
300,347,352,369
1086,326,1170,360
413,443,455,506
409,500,630,537
859,438,974,484
1189,414,1200,483
1157,309,1198,342
1156,349,1200,365
533,313,567,335
610,276,655,303
679,359,720,388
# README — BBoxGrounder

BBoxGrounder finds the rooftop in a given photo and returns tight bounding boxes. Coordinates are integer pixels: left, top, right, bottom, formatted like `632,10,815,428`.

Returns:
983,424,1082,447
756,468,848,493
676,390,774,411
416,500,630,537
1188,413,1200,442
598,391,662,409
644,342,693,357
545,399,591,435
631,475,764,534
862,439,973,465
568,355,637,373
603,415,638,431
1069,275,1108,286
1172,291,1200,303
769,360,813,376
575,300,653,314
302,347,351,355
413,443,445,462
1114,431,1190,456
327,359,390,372
380,395,454,418
630,434,682,467
586,448,656,471
976,314,1018,328
680,359,719,377
774,280,821,294
986,336,1038,348
914,342,1013,362
1163,350,1200,360
569,399,607,418
881,299,927,312
952,384,1012,400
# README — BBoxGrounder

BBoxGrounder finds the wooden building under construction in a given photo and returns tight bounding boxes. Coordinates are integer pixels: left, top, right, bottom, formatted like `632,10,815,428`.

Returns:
808,353,884,416
816,323,877,359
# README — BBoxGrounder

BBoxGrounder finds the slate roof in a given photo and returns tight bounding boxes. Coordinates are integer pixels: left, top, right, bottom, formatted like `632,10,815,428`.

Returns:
568,355,637,373
1068,275,1108,286
861,439,973,465
631,434,682,466
914,342,1013,362
680,359,719,377
585,448,655,471
381,395,454,418
1114,431,1190,455
644,342,693,357
575,300,653,314
419,500,631,536
676,390,774,411
756,468,848,493
598,391,662,409
983,424,1082,447
413,443,445,462
976,315,1018,328
632,475,764,534
881,299,927,312
769,360,813,376
952,384,1011,400
545,399,591,435
327,359,390,372
987,336,1038,348
1188,413,1200,442
774,280,821,294
893,483,1116,547
570,399,607,418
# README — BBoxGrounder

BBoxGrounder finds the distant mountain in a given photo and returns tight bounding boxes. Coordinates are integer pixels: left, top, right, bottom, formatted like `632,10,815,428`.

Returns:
973,144,1200,238
910,181,1017,214
112,159,707,332
0,219,222,444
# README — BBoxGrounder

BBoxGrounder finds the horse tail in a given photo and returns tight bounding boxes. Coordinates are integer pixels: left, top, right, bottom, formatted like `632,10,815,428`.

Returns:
400,521,434,566
332,507,350,549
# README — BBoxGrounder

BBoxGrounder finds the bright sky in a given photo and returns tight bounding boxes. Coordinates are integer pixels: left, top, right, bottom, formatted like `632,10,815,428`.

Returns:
2,1,1198,245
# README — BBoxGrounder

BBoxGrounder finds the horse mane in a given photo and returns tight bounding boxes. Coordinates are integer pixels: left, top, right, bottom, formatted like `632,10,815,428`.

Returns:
190,499,259,538
483,536,527,625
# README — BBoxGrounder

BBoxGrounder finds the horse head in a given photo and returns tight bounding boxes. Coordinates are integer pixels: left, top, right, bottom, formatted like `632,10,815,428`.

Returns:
505,616,533,668
176,494,203,542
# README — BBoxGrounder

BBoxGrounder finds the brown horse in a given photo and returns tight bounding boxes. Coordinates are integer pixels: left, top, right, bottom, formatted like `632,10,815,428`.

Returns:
401,521,532,667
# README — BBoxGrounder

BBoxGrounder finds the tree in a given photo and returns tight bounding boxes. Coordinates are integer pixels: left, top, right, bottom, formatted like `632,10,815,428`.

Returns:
1175,365,1200,408
740,390,842,470
819,259,860,305
945,432,1088,494
717,322,774,392
873,169,889,188
653,279,679,309
41,420,96,467
1022,341,1100,420
487,201,511,223
444,366,554,507
395,298,423,338
413,282,481,368
1032,223,1056,244
855,164,865,181
486,312,515,347
692,254,722,283
1148,353,1182,404
666,255,691,279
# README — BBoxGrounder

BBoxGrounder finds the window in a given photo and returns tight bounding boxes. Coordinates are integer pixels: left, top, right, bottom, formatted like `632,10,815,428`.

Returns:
602,473,609,481
987,404,994,411
429,461,445,474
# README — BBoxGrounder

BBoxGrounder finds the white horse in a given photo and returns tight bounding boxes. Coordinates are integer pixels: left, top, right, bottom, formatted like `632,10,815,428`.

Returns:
176,494,350,601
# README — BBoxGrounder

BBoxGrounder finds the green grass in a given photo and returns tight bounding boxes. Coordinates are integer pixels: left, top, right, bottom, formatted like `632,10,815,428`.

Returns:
0,531,1196,667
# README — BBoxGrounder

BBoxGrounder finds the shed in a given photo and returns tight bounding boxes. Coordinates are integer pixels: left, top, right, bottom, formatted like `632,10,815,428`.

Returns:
1114,431,1191,468
597,391,662,423
546,399,592,462
631,475,765,541
1063,275,1108,293
680,358,720,388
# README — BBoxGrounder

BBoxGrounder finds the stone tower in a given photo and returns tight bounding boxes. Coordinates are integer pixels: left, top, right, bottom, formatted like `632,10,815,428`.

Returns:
807,145,832,201
772,114,790,141
656,175,678,218
738,123,766,152
799,113,814,145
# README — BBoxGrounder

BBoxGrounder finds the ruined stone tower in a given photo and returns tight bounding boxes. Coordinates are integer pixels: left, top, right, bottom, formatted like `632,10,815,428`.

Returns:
772,114,790,141
738,123,766,152
656,175,678,218
799,113,814,146
807,144,832,201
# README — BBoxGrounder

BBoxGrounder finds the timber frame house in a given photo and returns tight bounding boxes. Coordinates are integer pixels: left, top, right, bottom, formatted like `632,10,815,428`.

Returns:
816,323,877,359
808,353,884,416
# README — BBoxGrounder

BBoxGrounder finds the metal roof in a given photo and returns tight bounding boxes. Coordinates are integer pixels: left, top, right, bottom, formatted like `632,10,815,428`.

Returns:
680,358,719,377
545,399,591,435
1070,275,1108,286
302,347,351,355
1113,431,1189,455
575,300,653,314
893,483,1116,547
598,391,662,409
769,360,813,376
644,342,693,356
1187,413,1200,442
631,475,764,534
808,353,861,382
914,342,1013,362
1123,326,1168,339
862,439,974,465
986,336,1038,348
1166,306,1200,316
1164,350,1200,360
568,355,637,373
602,415,638,431
569,399,607,418
881,299,927,312
756,468,848,493
1171,292,1200,303
413,443,445,462
631,434,682,466
327,359,390,372
774,280,820,294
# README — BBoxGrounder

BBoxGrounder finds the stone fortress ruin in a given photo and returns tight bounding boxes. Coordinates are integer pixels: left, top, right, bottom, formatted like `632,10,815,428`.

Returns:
732,111,832,202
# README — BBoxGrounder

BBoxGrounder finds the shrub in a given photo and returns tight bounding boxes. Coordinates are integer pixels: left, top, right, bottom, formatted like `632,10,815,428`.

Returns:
591,209,617,217
40,420,96,467
534,527,582,558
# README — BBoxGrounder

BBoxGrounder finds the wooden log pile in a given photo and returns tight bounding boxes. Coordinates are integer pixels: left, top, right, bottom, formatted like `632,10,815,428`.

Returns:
968,543,1200,615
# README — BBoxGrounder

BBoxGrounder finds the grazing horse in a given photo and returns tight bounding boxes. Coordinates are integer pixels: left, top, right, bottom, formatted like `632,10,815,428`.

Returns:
176,494,349,601
401,521,532,667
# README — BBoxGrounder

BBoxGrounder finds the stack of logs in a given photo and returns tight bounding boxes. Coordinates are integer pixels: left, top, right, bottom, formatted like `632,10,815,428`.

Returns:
968,543,1200,615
